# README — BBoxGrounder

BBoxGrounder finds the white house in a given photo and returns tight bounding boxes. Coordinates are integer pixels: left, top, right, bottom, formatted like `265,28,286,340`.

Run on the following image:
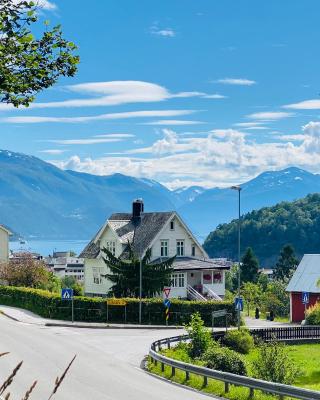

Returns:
80,200,230,300
0,225,10,264
45,252,84,281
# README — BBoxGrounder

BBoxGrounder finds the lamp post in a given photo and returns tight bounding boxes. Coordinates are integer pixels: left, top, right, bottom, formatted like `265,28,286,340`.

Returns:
231,185,242,329
139,257,142,324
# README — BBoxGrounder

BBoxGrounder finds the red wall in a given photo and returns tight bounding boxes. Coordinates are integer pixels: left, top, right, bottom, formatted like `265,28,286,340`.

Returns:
291,292,320,322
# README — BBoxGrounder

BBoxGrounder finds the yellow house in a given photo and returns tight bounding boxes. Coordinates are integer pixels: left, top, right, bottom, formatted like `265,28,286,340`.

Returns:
0,225,11,264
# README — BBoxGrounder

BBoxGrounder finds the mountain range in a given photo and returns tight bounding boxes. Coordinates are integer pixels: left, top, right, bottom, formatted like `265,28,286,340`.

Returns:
0,149,320,241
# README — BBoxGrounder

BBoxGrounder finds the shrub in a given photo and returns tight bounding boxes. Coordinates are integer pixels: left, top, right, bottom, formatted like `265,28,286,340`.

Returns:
0,286,237,325
185,313,212,357
203,343,247,376
223,328,254,354
305,302,320,325
253,340,299,384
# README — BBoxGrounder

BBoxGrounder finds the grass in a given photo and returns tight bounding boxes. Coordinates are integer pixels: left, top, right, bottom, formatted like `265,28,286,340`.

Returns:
148,343,320,399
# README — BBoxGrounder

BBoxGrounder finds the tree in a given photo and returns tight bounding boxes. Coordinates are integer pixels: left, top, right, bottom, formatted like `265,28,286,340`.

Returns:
241,282,261,316
0,0,79,107
61,276,83,296
274,244,298,281
261,280,290,317
241,247,259,283
103,246,175,298
0,253,60,292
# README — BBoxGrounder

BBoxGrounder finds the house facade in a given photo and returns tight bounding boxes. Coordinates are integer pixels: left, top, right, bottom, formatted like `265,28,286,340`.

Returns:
45,252,84,282
0,225,10,264
80,200,230,300
286,254,320,322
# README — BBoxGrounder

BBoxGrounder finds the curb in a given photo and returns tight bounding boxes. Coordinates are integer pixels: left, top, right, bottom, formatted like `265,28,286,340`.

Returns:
45,322,184,330
0,309,19,322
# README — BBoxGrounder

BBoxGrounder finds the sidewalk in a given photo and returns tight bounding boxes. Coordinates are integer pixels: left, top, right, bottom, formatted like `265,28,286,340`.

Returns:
244,316,296,328
0,305,184,329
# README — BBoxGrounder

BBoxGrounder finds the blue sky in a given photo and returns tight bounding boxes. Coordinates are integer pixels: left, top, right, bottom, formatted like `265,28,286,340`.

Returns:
2,0,320,188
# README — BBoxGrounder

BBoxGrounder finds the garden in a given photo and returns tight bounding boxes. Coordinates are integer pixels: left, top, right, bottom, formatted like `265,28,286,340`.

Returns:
148,313,320,399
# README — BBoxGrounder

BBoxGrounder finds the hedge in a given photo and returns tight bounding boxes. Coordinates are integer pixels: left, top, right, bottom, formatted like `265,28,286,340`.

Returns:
0,286,237,326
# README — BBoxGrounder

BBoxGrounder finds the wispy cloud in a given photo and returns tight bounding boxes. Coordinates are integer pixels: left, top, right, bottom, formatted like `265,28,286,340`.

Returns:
142,120,204,126
48,138,124,145
283,99,320,110
233,122,266,127
150,23,176,37
214,78,256,86
246,111,294,120
39,149,67,154
203,93,227,99
93,134,135,138
2,109,198,124
273,134,305,141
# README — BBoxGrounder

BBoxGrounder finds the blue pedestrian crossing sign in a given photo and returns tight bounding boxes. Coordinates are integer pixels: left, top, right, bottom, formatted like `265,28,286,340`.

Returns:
61,288,73,301
163,298,171,308
302,292,309,304
235,297,243,311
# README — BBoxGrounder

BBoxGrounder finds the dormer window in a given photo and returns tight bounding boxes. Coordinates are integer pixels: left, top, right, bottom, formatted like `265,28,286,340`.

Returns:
170,221,175,230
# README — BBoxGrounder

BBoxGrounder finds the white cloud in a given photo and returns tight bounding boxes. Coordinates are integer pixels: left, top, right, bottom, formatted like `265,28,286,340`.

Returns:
12,0,57,10
243,126,269,130
215,78,256,86
51,122,320,188
39,149,67,154
48,138,124,145
2,109,197,124
246,111,294,120
203,93,227,99
233,122,265,127
150,24,176,37
93,133,135,138
274,134,305,141
283,99,320,110
142,120,204,126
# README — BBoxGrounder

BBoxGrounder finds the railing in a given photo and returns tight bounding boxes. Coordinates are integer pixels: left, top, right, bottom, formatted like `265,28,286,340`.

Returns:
149,329,320,400
251,326,320,342
186,285,206,301
203,284,222,301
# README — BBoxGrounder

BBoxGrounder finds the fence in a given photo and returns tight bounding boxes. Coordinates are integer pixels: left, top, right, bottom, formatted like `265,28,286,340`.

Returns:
149,328,320,400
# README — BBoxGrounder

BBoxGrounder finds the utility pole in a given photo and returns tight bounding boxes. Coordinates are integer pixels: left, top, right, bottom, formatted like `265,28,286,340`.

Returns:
139,258,142,324
231,185,242,330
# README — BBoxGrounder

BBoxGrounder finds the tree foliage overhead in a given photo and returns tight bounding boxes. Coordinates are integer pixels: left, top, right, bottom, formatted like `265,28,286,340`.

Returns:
204,193,320,266
0,0,79,107
102,246,175,298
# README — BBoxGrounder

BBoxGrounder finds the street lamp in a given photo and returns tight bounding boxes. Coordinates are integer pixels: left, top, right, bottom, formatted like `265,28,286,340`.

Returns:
231,185,242,329
139,257,142,324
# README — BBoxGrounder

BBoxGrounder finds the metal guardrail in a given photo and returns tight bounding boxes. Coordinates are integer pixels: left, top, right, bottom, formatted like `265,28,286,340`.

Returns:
149,331,320,400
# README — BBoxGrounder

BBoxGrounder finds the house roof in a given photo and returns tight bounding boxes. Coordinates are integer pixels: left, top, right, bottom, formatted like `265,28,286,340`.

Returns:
0,225,11,235
80,211,174,259
151,257,231,271
286,254,320,293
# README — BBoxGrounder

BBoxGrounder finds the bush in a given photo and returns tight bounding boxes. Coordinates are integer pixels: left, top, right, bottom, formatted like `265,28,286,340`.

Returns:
203,343,247,375
253,340,299,384
185,313,212,358
305,302,320,325
223,328,254,354
0,286,237,325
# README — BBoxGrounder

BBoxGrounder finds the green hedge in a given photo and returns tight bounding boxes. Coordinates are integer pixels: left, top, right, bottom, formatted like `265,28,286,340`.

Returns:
0,286,237,326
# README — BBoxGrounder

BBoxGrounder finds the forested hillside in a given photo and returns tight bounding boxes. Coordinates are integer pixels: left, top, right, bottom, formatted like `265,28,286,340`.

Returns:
203,194,320,266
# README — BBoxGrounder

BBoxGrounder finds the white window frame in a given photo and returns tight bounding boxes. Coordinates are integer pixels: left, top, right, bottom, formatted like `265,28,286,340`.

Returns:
170,273,185,288
93,267,102,285
191,244,196,257
106,241,116,255
176,240,184,257
160,240,168,257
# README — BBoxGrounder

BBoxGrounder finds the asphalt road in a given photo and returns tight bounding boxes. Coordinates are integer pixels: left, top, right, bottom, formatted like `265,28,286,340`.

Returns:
0,315,214,400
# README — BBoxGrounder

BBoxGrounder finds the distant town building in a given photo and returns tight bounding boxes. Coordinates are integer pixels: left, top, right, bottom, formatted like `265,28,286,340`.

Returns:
258,268,274,281
80,199,230,299
286,254,320,322
0,225,11,264
45,252,84,281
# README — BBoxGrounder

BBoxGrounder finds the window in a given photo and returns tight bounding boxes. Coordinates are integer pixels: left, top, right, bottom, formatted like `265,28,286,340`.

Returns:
161,240,168,257
93,267,102,284
191,244,196,257
170,221,175,230
106,241,116,255
170,273,185,288
176,240,184,256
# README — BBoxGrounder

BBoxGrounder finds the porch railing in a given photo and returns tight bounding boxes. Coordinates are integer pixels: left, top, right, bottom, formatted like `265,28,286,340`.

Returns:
203,284,222,301
187,285,207,301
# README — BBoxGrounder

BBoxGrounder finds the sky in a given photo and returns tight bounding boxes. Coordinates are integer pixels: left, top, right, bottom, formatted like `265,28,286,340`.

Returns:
2,0,320,189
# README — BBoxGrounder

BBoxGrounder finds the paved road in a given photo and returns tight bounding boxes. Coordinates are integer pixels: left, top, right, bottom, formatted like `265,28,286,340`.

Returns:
0,314,214,400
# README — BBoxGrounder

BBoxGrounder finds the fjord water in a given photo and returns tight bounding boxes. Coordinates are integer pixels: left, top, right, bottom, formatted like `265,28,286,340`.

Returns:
10,239,89,257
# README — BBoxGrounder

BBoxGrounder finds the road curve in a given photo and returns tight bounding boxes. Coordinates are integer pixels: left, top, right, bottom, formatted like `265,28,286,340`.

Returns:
0,315,216,400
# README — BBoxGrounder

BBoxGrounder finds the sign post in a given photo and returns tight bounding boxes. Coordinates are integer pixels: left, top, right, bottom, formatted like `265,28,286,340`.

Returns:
211,309,228,333
61,288,74,323
163,298,171,326
106,299,127,323
302,292,310,320
234,297,243,313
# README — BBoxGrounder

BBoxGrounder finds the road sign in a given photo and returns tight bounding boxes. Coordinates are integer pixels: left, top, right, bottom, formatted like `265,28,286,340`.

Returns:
302,292,310,305
107,299,127,306
212,309,227,318
61,288,73,301
163,298,171,308
163,287,171,298
235,297,243,311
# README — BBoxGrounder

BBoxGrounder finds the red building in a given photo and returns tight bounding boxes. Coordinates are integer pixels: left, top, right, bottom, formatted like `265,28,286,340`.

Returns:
287,254,320,323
